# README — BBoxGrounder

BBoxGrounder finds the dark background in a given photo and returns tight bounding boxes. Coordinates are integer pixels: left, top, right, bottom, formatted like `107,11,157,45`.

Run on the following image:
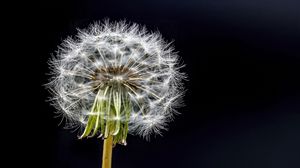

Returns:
28,0,300,167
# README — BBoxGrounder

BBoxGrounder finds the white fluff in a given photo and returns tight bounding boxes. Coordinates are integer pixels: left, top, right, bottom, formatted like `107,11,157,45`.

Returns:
47,20,185,139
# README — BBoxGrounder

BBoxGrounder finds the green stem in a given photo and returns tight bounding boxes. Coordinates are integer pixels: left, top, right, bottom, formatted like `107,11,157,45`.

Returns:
102,135,113,168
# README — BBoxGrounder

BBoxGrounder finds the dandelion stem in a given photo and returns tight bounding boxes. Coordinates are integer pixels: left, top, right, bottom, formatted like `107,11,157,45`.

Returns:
102,135,113,168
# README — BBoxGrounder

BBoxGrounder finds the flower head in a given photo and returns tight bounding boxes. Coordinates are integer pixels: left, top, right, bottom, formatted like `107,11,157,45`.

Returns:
47,20,185,145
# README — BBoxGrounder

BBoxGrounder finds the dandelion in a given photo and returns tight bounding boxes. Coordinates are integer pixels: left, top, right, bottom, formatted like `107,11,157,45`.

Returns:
47,20,185,168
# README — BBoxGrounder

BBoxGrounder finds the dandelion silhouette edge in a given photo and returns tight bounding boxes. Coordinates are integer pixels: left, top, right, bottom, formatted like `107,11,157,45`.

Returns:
47,20,186,145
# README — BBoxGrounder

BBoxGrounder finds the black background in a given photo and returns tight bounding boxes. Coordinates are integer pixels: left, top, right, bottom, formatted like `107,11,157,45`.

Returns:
27,0,300,167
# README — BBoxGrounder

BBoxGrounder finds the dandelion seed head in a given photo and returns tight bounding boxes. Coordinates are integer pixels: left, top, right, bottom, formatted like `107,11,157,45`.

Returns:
47,20,185,142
